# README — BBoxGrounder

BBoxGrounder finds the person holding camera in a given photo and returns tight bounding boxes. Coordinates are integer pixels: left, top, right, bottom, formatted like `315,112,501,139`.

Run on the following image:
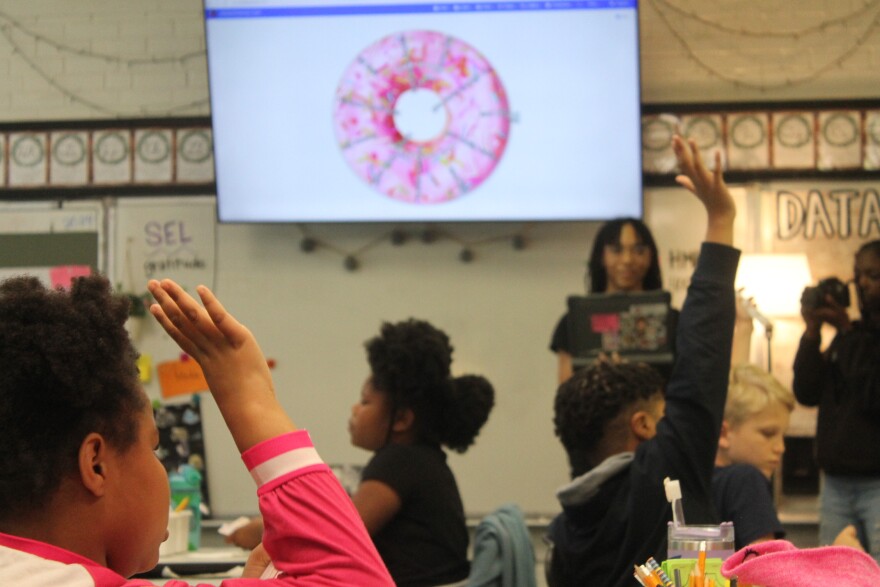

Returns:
793,239,880,563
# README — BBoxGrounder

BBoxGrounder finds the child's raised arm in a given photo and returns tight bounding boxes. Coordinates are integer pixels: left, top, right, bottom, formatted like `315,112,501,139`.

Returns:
148,279,394,585
673,134,736,246
147,279,296,452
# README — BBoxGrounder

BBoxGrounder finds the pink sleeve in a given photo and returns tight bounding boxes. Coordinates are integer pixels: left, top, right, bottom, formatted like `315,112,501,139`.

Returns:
240,431,392,586
129,432,391,587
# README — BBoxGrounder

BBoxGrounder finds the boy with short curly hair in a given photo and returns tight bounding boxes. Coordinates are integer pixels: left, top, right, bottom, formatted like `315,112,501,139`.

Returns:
547,136,740,587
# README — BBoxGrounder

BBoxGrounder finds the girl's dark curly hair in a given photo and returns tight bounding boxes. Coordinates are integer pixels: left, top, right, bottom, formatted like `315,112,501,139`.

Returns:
586,218,662,293
553,361,663,473
365,319,494,453
0,274,144,519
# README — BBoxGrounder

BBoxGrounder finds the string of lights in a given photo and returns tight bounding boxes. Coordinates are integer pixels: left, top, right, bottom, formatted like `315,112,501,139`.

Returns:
295,224,534,271
651,0,880,39
0,9,205,65
647,0,880,90
0,10,209,116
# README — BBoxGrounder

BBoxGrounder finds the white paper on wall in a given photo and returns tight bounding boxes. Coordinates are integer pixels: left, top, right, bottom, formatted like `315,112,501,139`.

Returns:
863,111,880,171
726,113,770,170
0,134,6,187
641,113,680,174
8,132,48,186
772,111,815,169
49,131,89,186
111,196,216,295
817,110,862,170
682,114,725,170
134,129,173,183
92,130,132,184
175,128,214,183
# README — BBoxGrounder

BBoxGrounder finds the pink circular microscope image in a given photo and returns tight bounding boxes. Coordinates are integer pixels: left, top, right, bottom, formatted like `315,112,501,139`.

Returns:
334,30,511,204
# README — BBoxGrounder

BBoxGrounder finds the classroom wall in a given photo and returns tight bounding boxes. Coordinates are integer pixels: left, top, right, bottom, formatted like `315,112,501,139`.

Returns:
2,0,879,516
3,0,880,122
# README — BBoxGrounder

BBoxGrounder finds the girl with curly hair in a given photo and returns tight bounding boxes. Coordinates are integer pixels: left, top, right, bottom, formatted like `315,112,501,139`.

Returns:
349,318,495,587
0,275,393,586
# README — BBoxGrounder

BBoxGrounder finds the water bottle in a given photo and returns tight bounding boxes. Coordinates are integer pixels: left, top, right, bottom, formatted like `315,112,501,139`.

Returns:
168,464,203,551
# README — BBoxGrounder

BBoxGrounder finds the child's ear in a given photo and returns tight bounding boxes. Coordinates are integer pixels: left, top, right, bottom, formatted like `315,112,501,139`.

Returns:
718,420,731,450
391,407,415,433
630,410,656,442
78,432,110,496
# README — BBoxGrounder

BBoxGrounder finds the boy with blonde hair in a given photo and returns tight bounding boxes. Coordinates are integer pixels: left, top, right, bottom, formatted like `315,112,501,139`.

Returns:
714,363,795,548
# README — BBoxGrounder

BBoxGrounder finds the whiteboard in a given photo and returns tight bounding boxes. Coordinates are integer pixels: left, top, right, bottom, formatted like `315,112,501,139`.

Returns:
0,201,104,285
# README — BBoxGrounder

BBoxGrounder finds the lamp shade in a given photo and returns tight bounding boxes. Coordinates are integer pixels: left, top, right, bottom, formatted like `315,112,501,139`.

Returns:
735,254,813,317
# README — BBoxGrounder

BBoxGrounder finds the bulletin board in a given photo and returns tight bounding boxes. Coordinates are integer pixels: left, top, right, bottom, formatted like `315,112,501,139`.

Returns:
0,201,104,285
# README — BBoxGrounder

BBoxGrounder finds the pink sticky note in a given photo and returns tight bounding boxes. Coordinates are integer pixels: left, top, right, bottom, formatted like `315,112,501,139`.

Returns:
49,265,92,289
591,313,620,333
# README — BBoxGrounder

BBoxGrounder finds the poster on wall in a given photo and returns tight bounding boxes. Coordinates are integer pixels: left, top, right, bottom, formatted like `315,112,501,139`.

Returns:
767,180,880,280
726,113,770,170
92,129,132,184
49,131,89,186
133,129,174,183
817,110,861,170
0,134,5,186
175,128,215,184
772,112,815,169
154,399,212,513
110,197,216,299
682,114,725,170
865,111,880,171
641,114,680,174
8,132,48,186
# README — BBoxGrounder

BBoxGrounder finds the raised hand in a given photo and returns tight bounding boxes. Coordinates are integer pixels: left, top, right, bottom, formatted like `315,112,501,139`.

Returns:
148,279,295,451
672,135,735,245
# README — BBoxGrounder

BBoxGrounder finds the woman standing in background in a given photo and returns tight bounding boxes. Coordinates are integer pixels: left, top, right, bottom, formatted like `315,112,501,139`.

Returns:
549,218,665,384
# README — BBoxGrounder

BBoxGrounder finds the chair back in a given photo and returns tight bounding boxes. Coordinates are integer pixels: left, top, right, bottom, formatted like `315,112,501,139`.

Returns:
467,503,537,587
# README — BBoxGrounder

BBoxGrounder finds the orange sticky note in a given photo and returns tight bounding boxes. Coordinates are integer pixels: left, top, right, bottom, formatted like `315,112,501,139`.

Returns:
157,359,209,398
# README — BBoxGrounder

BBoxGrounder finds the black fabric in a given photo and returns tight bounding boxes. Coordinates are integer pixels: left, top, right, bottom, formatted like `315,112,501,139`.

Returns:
713,464,785,550
793,323,880,476
547,242,740,587
361,443,470,587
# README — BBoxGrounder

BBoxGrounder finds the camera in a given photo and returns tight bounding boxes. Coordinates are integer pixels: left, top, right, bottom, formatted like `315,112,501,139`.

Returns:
801,277,850,310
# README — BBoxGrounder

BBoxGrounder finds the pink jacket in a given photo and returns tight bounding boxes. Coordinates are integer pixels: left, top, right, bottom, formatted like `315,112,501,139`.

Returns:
0,430,393,587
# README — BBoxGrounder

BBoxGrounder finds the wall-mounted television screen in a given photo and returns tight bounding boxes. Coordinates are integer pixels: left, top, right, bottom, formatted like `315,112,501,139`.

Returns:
203,0,642,223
